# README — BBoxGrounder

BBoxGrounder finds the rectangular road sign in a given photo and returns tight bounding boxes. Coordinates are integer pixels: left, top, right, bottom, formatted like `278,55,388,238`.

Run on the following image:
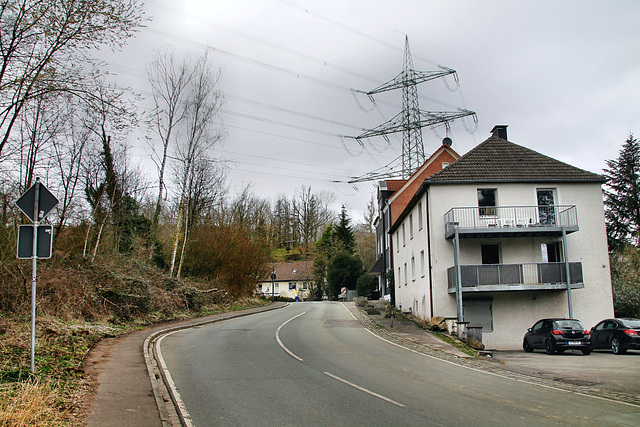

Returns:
17,225,53,259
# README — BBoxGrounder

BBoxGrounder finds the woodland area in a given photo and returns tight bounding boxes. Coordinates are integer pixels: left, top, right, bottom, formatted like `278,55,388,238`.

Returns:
0,1,376,424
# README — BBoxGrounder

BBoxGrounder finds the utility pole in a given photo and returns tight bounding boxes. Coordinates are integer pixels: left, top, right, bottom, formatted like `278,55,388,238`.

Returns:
348,36,476,182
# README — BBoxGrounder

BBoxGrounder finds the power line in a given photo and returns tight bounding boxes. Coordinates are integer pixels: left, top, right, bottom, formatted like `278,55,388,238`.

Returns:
146,0,384,85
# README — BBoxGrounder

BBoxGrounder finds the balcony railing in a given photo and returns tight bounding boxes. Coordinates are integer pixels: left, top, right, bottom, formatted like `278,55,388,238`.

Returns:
444,205,578,239
447,262,583,292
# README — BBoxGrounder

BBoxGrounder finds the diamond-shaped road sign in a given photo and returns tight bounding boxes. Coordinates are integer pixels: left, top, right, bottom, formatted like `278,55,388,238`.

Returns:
16,180,58,223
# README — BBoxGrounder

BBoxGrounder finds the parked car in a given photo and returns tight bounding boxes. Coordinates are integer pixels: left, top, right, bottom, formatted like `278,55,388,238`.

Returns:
590,318,640,354
523,318,592,355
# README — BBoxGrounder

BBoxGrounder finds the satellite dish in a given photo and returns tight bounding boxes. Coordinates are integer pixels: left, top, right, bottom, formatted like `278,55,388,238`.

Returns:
443,137,453,146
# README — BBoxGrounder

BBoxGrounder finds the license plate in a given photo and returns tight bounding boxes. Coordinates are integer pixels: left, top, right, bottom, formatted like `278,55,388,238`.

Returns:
567,341,581,345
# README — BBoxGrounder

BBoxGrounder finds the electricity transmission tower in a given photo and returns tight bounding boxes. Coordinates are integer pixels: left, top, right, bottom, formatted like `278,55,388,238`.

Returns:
348,36,476,183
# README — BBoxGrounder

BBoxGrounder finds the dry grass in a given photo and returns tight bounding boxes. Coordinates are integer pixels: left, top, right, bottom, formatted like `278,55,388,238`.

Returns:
0,379,67,426
0,250,269,425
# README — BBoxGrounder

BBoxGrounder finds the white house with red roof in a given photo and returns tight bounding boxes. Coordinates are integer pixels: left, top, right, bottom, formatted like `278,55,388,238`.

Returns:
389,126,614,349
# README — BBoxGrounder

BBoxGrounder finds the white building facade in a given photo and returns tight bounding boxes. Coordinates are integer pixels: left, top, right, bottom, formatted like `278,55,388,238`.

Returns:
390,127,614,349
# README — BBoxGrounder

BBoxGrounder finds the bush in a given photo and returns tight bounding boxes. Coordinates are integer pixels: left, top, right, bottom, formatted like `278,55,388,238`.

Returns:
356,274,377,297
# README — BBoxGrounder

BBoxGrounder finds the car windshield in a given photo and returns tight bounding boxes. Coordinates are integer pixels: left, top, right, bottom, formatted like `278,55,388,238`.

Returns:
553,320,583,329
619,319,640,328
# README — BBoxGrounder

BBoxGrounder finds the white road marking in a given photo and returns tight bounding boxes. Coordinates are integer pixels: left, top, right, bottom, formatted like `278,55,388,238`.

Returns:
275,311,306,361
324,371,406,407
155,330,195,427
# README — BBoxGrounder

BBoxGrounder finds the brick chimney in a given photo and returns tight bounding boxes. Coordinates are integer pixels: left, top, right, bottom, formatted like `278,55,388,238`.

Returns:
491,125,508,140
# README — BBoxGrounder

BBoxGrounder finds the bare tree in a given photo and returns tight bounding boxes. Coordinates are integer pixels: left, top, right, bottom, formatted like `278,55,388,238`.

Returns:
272,194,297,245
363,194,376,234
81,79,138,258
169,51,223,276
146,46,194,228
50,102,90,233
292,186,335,253
17,93,64,190
175,158,227,278
0,0,144,158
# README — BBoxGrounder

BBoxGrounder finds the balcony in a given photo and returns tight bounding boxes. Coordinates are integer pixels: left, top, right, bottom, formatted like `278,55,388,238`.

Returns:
444,205,578,239
447,262,584,293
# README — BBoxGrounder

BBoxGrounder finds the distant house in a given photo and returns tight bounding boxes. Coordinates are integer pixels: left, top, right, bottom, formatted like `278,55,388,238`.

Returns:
389,125,614,349
370,140,460,301
257,260,313,300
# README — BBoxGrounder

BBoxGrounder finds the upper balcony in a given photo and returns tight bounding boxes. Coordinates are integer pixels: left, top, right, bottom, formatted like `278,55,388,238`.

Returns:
447,262,584,293
444,205,578,239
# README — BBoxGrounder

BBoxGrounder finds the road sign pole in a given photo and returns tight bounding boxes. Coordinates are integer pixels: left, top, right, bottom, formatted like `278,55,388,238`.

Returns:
30,179,41,373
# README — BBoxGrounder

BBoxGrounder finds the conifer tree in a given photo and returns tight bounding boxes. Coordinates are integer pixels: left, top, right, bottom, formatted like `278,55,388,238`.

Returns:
333,205,356,254
603,134,640,250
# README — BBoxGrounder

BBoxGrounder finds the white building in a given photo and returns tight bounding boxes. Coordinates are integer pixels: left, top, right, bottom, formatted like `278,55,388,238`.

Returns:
390,126,614,349
257,260,313,300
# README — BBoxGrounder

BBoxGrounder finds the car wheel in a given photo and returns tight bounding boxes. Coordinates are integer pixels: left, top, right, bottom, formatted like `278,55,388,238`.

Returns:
523,339,533,353
545,339,556,355
611,338,627,354
581,348,592,355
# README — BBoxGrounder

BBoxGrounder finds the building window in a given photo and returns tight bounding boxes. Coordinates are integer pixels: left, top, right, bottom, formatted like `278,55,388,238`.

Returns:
289,283,296,290
478,189,496,217
398,267,401,288
411,256,415,281
396,232,400,252
409,214,414,239
481,244,500,264
420,250,425,277
463,299,493,332
418,202,423,230
404,263,408,285
258,284,263,291
402,223,406,246
541,242,562,263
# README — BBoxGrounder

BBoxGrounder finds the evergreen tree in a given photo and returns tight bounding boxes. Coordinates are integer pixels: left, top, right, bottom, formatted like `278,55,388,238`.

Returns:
311,224,334,298
333,205,356,254
603,134,640,250
326,251,363,297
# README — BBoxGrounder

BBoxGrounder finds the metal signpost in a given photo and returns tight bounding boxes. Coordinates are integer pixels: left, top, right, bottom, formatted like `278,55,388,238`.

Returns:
15,178,58,373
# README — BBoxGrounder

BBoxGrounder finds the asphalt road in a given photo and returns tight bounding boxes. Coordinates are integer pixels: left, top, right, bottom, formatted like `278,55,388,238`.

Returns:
159,302,640,426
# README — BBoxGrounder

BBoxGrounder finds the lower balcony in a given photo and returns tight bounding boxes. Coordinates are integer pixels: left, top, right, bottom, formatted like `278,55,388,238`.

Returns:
447,262,584,293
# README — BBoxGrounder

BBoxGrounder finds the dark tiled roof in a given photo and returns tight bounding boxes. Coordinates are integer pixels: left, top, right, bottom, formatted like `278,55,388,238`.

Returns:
426,135,604,183
266,260,313,282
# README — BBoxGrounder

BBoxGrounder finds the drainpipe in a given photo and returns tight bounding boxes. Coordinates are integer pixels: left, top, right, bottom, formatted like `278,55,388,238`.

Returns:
454,228,463,322
425,190,434,318
562,228,573,318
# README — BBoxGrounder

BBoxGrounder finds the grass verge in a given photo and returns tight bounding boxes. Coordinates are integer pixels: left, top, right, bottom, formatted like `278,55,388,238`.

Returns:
0,298,269,425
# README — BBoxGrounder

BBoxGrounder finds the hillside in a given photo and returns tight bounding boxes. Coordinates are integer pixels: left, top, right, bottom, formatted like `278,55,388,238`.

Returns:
0,255,265,425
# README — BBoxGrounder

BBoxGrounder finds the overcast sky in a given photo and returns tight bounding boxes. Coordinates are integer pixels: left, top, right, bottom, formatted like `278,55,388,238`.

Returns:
98,0,640,222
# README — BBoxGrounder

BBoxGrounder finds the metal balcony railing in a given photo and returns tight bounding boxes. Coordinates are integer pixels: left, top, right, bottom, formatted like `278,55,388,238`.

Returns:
447,262,583,291
444,205,578,238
